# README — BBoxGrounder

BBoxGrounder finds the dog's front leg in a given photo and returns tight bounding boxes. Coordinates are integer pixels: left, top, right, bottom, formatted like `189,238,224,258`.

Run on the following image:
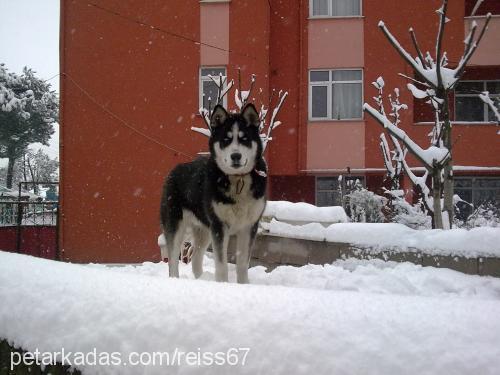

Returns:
235,228,252,284
211,221,229,282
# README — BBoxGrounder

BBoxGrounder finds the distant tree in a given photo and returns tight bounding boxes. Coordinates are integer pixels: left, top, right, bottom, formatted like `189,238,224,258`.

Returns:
0,64,58,188
22,149,59,194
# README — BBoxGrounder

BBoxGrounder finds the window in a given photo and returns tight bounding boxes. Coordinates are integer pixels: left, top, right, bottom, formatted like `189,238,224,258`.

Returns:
455,80,500,122
309,69,363,120
200,67,227,110
310,0,361,17
454,177,500,220
316,176,364,206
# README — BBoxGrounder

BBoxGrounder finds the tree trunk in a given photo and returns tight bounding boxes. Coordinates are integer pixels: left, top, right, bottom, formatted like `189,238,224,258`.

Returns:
6,157,16,189
432,171,443,229
442,95,454,229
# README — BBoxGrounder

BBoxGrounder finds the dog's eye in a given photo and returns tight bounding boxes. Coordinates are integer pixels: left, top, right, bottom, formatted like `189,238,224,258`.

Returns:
240,136,248,141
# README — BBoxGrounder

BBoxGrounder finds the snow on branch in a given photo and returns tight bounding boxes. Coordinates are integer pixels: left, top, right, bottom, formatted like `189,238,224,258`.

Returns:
262,90,288,151
364,102,450,169
378,4,492,91
471,0,485,17
479,91,500,133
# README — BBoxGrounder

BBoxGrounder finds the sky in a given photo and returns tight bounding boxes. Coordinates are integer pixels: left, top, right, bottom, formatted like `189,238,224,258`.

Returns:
0,0,60,164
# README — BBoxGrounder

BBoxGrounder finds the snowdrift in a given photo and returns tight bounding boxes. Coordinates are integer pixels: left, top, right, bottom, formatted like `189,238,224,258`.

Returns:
1,251,500,374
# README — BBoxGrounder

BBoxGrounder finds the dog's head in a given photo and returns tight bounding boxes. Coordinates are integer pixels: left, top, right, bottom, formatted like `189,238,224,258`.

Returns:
209,104,262,175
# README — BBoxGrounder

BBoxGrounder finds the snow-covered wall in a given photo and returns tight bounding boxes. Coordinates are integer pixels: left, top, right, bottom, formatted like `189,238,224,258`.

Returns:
262,220,500,259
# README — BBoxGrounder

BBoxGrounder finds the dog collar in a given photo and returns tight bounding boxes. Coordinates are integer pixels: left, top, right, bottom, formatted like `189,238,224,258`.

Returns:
233,168,267,195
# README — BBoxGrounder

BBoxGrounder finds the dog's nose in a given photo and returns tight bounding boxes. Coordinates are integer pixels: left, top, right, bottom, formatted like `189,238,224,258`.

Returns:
231,153,242,163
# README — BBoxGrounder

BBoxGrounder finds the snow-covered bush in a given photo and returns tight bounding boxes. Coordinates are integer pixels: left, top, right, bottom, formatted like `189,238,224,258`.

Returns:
345,182,386,223
384,191,431,230
455,202,500,229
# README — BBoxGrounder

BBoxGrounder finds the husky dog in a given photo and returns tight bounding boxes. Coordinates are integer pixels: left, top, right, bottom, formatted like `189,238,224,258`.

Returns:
160,104,267,283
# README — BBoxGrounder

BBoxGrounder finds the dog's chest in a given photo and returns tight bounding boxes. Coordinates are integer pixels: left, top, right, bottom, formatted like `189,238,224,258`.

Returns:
212,174,265,233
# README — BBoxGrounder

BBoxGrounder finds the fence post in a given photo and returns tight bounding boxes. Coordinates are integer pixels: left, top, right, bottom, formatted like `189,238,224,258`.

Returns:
15,201,23,253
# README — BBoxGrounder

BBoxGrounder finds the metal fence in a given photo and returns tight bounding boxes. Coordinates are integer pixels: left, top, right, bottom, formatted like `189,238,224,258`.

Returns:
0,181,59,259
0,200,58,226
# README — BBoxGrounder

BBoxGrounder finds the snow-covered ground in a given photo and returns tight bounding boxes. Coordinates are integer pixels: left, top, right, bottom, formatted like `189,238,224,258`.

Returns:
1,251,500,374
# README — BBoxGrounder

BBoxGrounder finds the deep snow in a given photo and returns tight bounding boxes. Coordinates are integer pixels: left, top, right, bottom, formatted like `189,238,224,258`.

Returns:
1,251,500,375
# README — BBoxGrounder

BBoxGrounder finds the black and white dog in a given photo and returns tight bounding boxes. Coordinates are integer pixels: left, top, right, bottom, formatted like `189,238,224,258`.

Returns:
160,104,267,283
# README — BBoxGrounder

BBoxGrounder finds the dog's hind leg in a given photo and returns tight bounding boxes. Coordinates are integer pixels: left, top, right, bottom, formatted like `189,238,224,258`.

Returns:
165,221,186,278
191,226,210,278
210,221,229,282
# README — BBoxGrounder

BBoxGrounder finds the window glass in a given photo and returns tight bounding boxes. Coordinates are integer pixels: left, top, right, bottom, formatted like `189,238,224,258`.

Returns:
331,0,360,16
488,104,500,122
454,177,500,221
312,0,329,16
311,86,328,118
202,81,219,110
454,178,472,188
332,69,362,81
477,179,500,188
455,81,484,94
455,96,484,121
486,81,500,95
200,67,226,109
316,177,364,206
201,68,225,77
310,71,329,82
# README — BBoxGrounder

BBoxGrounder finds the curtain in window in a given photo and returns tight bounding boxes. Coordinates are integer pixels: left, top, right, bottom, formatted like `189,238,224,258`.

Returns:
313,0,329,16
331,0,360,16
332,83,362,119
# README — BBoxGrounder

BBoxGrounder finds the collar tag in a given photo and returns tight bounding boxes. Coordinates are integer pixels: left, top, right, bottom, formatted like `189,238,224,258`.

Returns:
254,168,267,178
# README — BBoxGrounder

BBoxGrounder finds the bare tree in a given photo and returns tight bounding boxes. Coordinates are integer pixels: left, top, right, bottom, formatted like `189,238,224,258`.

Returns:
363,0,492,229
191,68,288,152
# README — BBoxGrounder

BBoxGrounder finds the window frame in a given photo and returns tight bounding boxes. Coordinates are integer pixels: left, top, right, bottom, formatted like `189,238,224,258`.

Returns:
308,68,364,121
199,66,227,110
309,0,363,18
454,80,500,123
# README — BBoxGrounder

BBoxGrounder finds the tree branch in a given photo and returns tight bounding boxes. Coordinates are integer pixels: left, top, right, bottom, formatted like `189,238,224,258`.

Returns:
435,0,449,89
454,13,492,80
378,21,437,88
409,28,428,69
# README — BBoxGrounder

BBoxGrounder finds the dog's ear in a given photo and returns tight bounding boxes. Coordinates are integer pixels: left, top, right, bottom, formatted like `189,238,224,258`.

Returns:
210,105,228,128
241,103,259,127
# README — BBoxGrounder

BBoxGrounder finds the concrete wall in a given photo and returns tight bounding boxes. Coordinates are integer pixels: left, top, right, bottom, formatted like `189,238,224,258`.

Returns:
233,234,500,277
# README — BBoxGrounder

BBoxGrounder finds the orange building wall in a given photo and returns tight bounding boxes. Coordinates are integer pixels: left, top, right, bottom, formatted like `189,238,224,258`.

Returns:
60,0,203,262
266,0,308,175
